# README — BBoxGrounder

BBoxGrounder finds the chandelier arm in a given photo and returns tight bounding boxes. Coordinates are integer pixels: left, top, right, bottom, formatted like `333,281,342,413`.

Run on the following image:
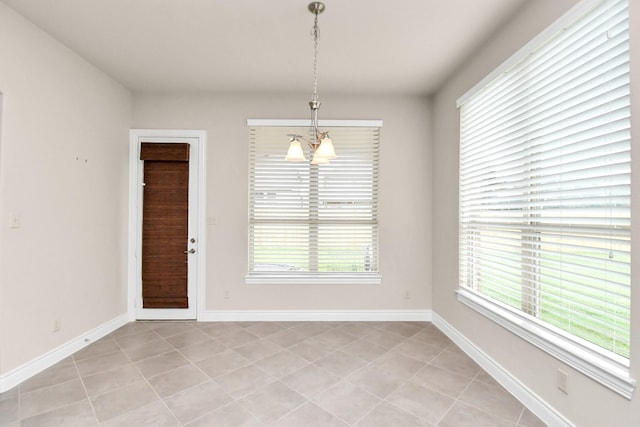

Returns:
287,134,318,148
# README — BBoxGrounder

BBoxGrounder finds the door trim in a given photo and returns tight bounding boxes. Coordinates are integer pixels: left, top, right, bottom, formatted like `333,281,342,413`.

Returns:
128,129,207,320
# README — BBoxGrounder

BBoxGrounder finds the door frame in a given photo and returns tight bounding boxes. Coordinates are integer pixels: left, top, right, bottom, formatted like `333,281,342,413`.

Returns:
128,129,207,320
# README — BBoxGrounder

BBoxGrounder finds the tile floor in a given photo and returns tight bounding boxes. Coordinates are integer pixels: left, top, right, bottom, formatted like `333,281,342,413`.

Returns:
0,321,547,426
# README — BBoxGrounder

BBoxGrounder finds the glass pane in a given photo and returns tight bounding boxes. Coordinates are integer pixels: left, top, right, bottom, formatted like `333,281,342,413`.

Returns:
317,224,377,272
251,223,309,271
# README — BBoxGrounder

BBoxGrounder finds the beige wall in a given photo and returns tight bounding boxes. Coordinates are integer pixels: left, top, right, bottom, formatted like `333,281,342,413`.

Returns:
3,1,638,423
133,92,432,312
0,3,132,374
432,0,639,425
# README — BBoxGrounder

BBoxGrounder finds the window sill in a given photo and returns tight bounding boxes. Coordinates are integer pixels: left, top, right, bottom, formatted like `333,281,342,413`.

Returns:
245,273,382,286
456,287,636,400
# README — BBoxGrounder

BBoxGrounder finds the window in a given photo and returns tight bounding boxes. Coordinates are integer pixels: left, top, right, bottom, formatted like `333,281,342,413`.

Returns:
457,0,633,397
246,120,382,285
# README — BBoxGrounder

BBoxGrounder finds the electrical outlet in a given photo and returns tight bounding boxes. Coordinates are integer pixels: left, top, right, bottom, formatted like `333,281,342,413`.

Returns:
53,318,61,333
404,290,411,299
9,213,21,229
557,369,568,394
223,289,230,300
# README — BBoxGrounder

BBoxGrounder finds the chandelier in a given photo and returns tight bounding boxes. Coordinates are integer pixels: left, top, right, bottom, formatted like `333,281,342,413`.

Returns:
285,2,336,165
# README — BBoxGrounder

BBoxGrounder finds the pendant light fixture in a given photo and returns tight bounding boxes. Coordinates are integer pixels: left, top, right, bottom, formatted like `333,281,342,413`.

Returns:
285,2,336,165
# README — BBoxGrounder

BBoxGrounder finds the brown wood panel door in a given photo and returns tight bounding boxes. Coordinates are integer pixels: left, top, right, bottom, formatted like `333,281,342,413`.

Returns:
141,143,190,308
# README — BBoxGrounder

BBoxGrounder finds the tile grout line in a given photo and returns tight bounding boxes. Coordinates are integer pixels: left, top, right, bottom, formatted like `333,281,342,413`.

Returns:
336,326,479,426
273,321,363,425
466,370,530,426
437,369,527,427
336,348,419,425
110,323,183,426
228,321,347,426
350,323,435,425
71,354,101,425
306,322,434,426
431,368,480,427
17,369,90,423
433,400,457,427
140,322,214,426
208,321,359,426
159,324,257,425
378,343,451,426
150,321,283,426
311,377,379,426
515,405,527,427
17,382,22,425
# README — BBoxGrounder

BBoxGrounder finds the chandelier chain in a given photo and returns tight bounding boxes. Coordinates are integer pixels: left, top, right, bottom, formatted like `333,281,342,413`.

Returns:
312,11,320,101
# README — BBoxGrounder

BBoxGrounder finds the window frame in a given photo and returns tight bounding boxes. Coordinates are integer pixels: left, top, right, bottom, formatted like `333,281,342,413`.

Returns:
456,0,635,398
246,119,382,286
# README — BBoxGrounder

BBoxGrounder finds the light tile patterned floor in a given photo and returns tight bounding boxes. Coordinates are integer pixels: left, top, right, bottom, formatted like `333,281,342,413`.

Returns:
0,321,547,426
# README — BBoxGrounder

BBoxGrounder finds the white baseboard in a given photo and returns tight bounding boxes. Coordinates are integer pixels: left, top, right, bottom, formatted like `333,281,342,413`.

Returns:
199,309,432,322
0,313,129,393
431,313,574,427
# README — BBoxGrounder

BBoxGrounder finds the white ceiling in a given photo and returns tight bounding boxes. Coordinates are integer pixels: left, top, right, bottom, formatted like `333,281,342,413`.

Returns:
2,0,527,95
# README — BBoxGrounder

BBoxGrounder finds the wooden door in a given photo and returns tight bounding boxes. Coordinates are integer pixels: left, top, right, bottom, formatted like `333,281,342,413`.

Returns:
140,143,190,308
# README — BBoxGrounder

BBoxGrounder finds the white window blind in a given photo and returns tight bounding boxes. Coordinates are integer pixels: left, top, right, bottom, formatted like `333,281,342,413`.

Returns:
247,120,381,284
458,0,632,396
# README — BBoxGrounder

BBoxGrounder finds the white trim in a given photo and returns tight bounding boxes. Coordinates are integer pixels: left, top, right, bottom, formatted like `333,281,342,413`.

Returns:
128,129,207,321
127,137,140,322
247,119,383,128
245,273,382,286
0,314,129,393
130,309,199,321
199,309,431,322
457,0,604,107
432,313,575,427
456,288,635,399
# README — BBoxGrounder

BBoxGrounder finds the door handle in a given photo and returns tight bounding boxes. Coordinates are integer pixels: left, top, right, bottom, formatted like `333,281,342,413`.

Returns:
184,248,196,254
